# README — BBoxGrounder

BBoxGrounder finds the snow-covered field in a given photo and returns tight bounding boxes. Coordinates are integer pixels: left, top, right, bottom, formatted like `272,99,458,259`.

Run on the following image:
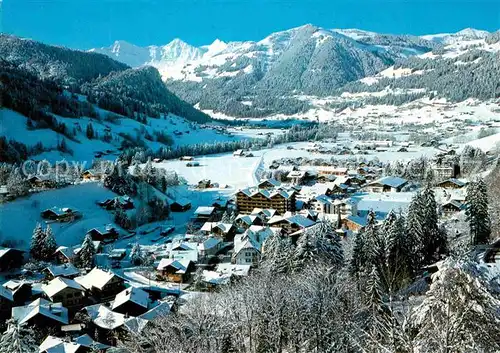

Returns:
0,108,259,163
0,183,118,250
151,141,440,193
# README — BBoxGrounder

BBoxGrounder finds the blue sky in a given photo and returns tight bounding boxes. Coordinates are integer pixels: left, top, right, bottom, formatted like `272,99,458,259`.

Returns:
3,0,499,49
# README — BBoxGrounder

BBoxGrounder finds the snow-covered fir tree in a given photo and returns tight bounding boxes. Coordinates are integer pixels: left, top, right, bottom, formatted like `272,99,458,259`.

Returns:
413,260,500,352
30,223,45,261
75,235,96,269
129,243,144,266
41,224,57,261
0,319,38,353
6,167,29,198
466,179,491,245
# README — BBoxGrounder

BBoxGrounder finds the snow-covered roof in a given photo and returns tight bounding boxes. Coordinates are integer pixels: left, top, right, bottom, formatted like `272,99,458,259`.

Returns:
157,258,192,273
258,178,282,187
235,214,262,225
194,206,215,216
74,334,110,350
42,277,85,298
54,246,73,260
285,214,316,228
45,263,80,278
85,304,126,330
171,197,191,207
369,176,408,188
0,247,22,259
201,270,232,285
138,301,173,321
0,284,13,301
75,268,118,290
39,336,81,353
200,222,233,233
250,208,277,218
198,237,222,251
238,187,295,200
216,263,251,276
112,287,149,310
12,298,69,325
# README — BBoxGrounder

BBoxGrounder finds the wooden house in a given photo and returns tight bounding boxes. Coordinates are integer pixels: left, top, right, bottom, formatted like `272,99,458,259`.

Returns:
111,287,150,317
75,268,125,301
0,247,24,271
81,169,102,181
170,198,192,212
156,259,195,283
11,298,69,328
41,207,82,222
86,225,118,241
42,277,86,312
436,178,467,189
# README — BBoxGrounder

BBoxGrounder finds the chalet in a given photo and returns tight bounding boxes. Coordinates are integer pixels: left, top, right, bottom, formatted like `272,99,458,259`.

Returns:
200,222,236,240
236,187,296,215
233,149,245,157
441,200,465,215
54,246,74,264
112,287,150,317
232,234,261,266
41,207,82,222
44,263,80,279
156,259,195,283
212,198,229,209
170,198,192,212
310,195,335,214
0,247,24,271
0,286,14,320
39,336,91,353
316,166,348,177
299,209,319,221
27,175,55,189
235,214,264,229
216,263,251,277
197,179,212,189
198,237,223,257
12,298,69,328
436,178,467,189
250,208,277,220
431,162,460,180
179,156,194,161
287,170,307,185
186,161,200,167
86,225,118,241
364,176,408,193
98,195,134,210
257,179,281,189
81,169,102,181
2,280,32,305
42,277,86,311
75,268,125,301
345,215,368,232
193,206,216,221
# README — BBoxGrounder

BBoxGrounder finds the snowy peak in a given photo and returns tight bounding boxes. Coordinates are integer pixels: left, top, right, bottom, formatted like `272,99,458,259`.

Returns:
421,28,491,44
157,38,206,63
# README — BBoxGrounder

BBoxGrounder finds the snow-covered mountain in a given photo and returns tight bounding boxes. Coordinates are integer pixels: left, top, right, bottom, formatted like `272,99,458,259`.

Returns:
90,38,207,68
88,25,497,119
421,28,490,45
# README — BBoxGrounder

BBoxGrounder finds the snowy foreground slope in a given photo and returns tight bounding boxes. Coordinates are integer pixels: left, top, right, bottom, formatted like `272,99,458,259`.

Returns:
0,107,246,163
0,183,118,249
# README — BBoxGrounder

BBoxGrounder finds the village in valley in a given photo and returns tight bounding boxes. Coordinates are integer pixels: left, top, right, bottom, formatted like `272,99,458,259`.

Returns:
1,12,500,351
1,110,500,351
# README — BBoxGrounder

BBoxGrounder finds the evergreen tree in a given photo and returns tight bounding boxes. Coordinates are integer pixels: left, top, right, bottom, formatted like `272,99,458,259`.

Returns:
406,192,426,270
86,122,95,139
365,265,390,350
292,230,318,271
75,235,96,269
0,319,38,353
129,243,143,266
41,224,57,261
6,167,29,197
466,179,491,245
30,223,45,261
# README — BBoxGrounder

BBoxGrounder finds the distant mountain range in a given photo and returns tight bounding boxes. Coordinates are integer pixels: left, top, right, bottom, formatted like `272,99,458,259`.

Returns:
90,25,499,118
